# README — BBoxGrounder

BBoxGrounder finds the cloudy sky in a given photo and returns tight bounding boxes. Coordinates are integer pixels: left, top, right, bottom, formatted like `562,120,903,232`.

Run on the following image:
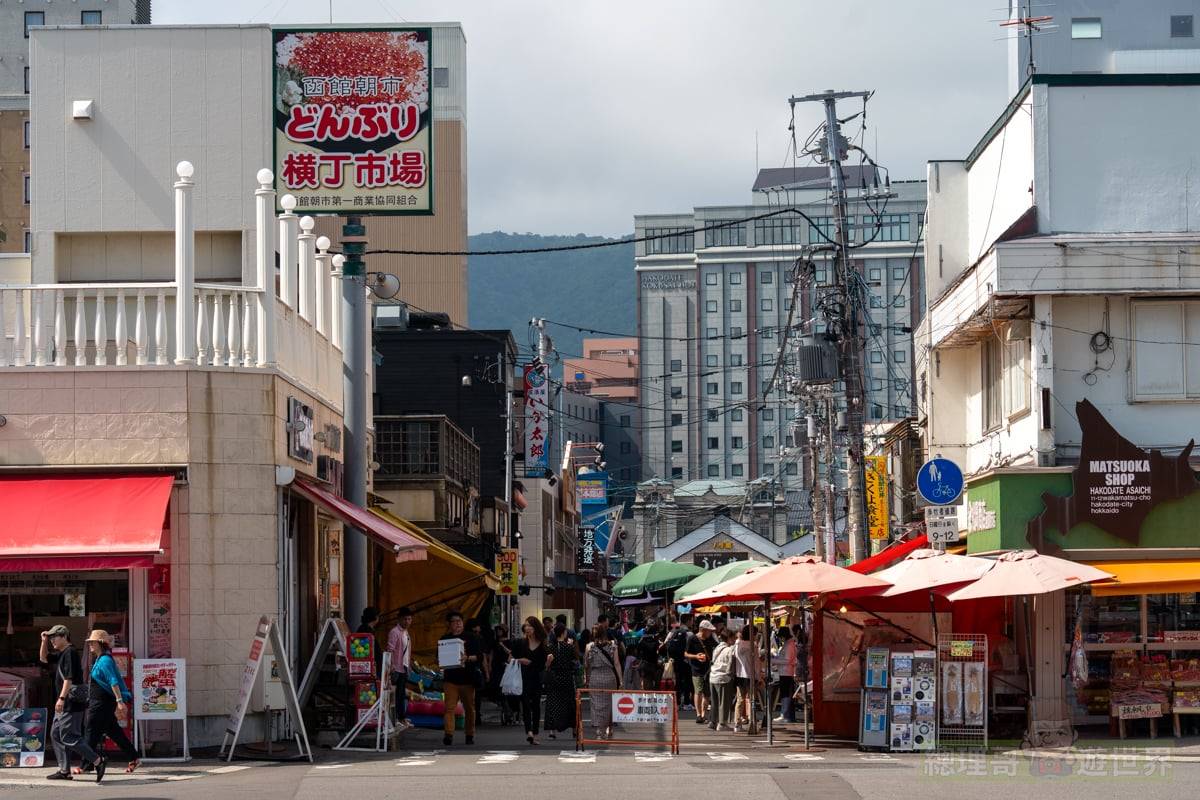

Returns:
157,0,1010,236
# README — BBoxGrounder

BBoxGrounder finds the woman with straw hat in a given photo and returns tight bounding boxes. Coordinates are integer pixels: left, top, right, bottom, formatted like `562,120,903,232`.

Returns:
75,630,138,775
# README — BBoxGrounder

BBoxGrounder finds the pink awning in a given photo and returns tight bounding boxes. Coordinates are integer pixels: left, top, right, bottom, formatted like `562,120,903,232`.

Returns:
0,473,172,572
291,478,427,563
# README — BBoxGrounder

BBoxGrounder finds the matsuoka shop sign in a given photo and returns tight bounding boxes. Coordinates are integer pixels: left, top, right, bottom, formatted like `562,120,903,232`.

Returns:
273,28,433,214
1027,399,1199,552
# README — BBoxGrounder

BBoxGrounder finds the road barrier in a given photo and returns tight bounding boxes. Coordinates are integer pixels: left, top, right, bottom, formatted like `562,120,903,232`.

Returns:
575,688,678,754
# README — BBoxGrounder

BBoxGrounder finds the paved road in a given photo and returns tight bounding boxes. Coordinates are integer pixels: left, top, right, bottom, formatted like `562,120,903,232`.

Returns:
1,744,1195,800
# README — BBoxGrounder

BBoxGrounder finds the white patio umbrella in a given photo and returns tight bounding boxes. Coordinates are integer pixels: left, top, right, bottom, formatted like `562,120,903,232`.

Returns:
873,549,995,597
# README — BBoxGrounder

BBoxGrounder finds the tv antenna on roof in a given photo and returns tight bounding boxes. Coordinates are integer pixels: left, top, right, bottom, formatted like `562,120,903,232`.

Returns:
999,1,1056,82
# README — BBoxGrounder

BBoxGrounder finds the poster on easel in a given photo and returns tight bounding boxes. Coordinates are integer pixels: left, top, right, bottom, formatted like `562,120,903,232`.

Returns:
132,659,190,762
219,616,312,763
298,617,353,707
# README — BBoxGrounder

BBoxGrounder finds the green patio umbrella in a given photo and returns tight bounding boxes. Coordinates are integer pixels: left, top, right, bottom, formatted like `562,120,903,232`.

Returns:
611,560,705,598
675,559,770,602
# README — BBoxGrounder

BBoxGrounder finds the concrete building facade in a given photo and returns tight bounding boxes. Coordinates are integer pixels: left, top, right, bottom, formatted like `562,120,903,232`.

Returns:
635,170,926,490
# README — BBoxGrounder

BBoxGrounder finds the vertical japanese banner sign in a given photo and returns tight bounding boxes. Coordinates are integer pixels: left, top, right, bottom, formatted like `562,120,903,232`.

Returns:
865,455,890,541
524,364,549,478
496,549,519,596
274,28,433,214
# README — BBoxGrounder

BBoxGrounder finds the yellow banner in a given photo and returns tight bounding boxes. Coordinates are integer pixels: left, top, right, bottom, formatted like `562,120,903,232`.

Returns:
865,455,890,541
496,549,519,595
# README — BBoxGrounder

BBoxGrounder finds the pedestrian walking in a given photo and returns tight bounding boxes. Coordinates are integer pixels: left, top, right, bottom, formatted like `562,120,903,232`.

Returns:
439,611,483,747
489,625,518,725
636,624,662,690
468,619,489,727
685,620,717,724
583,624,621,739
707,629,737,731
39,625,106,782
773,626,797,723
387,607,414,732
510,616,549,745
733,625,758,731
79,630,137,775
663,616,693,710
544,623,578,739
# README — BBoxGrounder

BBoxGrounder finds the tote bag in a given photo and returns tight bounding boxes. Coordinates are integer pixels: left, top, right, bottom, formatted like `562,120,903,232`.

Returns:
500,660,524,696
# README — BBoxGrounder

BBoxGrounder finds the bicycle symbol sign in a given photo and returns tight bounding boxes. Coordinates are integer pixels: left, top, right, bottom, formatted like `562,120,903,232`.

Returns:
917,458,963,506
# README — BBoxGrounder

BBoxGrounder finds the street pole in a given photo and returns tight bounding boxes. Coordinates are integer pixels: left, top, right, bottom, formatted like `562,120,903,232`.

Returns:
824,396,837,564
790,89,872,563
341,215,369,626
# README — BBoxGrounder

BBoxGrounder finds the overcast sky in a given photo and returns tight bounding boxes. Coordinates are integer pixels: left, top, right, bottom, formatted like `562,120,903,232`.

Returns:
157,0,1009,237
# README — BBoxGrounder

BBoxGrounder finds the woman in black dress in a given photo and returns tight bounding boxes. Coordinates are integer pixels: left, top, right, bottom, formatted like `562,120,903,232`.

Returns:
509,617,549,744
543,623,578,740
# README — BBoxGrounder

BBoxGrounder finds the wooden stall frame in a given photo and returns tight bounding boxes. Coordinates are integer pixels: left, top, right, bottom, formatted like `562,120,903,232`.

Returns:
574,689,678,755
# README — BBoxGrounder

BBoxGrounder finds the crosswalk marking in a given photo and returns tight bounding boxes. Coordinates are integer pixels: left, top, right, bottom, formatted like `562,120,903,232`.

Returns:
559,751,596,763
478,751,520,764
634,751,674,762
165,774,202,781
395,759,436,766
315,763,352,770
207,765,252,774
784,753,825,761
707,752,749,761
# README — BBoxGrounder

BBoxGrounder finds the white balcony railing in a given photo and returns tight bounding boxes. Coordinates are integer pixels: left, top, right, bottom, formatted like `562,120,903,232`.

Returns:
0,164,345,405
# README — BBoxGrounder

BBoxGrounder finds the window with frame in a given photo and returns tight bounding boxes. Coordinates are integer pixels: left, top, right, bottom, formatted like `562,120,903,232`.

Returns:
872,404,883,420
672,467,684,479
872,378,883,391
866,214,910,242
671,413,683,426
705,354,718,367
731,409,744,422
870,296,883,309
870,351,882,364
708,437,719,450
706,409,719,422
23,120,30,149
755,217,802,246
895,294,906,308
732,436,744,449
982,336,1003,431
784,297,793,311
670,359,682,372
671,386,683,399
729,272,742,285
809,216,835,244
730,353,743,366
706,382,718,395
895,405,908,418
23,231,31,253
729,299,742,313
786,407,797,420
730,381,743,395
644,227,694,255
620,442,632,454
786,463,798,476
1071,17,1102,38
25,11,44,37
762,380,772,394
731,464,744,477
23,175,30,204
620,414,631,427
706,327,718,338
868,267,882,283
815,267,828,284
892,266,906,281
762,408,774,421
1172,15,1194,37
704,221,745,248
731,326,743,338
707,464,720,477
81,10,103,24
706,300,718,313
763,435,775,450
894,350,906,363
1132,300,1200,399
671,440,683,453
24,67,30,94
760,271,773,284
761,298,774,312
706,272,718,285
762,463,775,476
761,327,774,340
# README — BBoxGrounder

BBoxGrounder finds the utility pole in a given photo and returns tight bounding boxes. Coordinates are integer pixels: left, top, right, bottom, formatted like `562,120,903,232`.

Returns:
341,215,369,626
790,89,872,563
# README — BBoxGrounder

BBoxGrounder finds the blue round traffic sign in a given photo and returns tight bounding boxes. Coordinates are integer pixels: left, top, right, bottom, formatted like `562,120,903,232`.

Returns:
917,458,963,505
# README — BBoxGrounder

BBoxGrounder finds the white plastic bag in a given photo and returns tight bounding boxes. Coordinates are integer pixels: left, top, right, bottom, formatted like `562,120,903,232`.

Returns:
500,660,524,696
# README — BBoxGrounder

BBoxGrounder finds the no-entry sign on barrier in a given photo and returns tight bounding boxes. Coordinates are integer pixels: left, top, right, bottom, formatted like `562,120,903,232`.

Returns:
612,692,673,724
576,689,678,754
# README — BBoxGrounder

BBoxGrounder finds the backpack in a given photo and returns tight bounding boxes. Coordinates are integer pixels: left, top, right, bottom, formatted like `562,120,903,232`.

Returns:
666,629,688,659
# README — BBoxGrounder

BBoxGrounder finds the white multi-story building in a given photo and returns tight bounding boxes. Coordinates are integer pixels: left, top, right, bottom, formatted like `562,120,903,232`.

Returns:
635,168,926,489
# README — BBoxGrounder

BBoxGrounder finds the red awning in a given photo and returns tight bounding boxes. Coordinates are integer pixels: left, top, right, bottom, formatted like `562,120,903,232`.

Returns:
291,478,428,563
0,474,173,572
848,534,930,575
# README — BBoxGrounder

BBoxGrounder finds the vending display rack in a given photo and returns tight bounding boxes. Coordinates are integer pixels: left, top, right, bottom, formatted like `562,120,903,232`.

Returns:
936,634,988,750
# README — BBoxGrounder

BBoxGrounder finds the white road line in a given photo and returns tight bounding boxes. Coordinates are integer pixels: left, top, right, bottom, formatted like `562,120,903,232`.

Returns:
784,753,826,761
165,774,202,781
478,751,520,764
558,751,596,763
707,752,749,761
859,754,896,761
410,750,444,757
395,759,436,766
207,765,252,774
634,751,674,762
314,763,353,770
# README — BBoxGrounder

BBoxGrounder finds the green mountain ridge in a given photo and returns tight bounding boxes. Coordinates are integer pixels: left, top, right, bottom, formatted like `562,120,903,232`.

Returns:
467,232,636,366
